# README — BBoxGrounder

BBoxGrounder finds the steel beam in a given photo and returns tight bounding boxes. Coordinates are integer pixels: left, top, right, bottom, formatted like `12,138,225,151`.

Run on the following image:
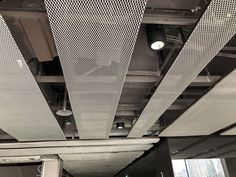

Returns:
222,46,236,51
125,75,162,83
0,138,159,149
35,74,221,86
142,10,198,25
35,76,64,83
1,10,198,26
116,110,136,117
51,98,195,116
217,52,236,59
117,104,143,111
0,156,41,164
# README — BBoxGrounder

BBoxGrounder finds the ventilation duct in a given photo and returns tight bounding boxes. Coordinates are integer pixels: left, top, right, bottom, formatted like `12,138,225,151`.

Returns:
160,69,236,136
128,0,236,137
45,0,147,139
0,15,65,141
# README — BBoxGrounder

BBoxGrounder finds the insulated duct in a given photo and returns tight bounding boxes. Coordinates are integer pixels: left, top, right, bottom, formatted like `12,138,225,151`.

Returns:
0,15,65,141
45,0,147,139
128,0,236,137
161,69,236,136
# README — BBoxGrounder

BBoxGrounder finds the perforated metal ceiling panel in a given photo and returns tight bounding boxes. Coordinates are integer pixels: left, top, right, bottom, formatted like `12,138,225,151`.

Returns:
161,69,236,136
60,152,144,177
128,0,236,137
0,15,65,141
45,0,147,139
222,127,236,135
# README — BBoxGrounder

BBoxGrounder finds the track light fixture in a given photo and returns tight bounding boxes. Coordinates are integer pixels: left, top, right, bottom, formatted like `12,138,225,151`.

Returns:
146,25,166,50
116,122,125,129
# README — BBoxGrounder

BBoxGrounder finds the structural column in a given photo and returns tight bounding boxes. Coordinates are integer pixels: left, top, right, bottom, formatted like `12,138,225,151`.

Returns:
41,158,62,177
222,158,236,177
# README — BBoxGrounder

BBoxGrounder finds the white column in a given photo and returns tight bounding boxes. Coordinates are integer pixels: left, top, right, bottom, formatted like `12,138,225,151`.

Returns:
41,158,62,177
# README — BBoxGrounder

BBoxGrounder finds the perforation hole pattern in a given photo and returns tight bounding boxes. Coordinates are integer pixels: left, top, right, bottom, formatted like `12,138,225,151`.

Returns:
129,0,236,137
0,15,65,141
45,0,147,139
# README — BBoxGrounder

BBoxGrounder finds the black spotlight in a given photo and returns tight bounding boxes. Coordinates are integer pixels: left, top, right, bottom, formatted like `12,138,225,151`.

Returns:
116,122,125,129
146,25,166,50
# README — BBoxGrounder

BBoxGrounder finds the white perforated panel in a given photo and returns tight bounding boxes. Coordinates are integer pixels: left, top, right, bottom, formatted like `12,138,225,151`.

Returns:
0,15,65,141
161,69,236,136
222,127,236,135
45,0,147,139
60,152,144,177
128,0,236,137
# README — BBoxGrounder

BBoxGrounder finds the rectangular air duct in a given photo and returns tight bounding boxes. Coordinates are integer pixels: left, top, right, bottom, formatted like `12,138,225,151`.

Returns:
45,0,147,139
128,0,236,137
0,15,65,141
160,69,236,136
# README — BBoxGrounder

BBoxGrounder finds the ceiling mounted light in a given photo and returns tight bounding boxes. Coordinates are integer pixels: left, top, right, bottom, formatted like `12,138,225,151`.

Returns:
116,122,125,130
56,89,72,117
146,25,166,50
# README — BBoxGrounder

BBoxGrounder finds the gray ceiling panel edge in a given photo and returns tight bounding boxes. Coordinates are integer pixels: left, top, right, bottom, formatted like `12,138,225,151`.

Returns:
129,0,236,137
0,14,65,141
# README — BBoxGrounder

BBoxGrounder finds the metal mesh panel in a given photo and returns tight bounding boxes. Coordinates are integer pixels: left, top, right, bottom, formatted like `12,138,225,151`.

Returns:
0,15,65,141
45,0,147,139
222,127,236,135
160,69,236,136
128,0,236,137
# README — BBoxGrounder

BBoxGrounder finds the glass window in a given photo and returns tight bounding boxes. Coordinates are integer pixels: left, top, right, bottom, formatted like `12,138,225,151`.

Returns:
186,159,225,177
172,160,188,177
172,159,225,177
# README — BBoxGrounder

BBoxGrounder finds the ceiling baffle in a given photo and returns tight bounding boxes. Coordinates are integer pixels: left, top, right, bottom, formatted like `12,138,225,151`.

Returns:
45,0,147,139
161,69,236,136
128,0,236,138
0,15,65,141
